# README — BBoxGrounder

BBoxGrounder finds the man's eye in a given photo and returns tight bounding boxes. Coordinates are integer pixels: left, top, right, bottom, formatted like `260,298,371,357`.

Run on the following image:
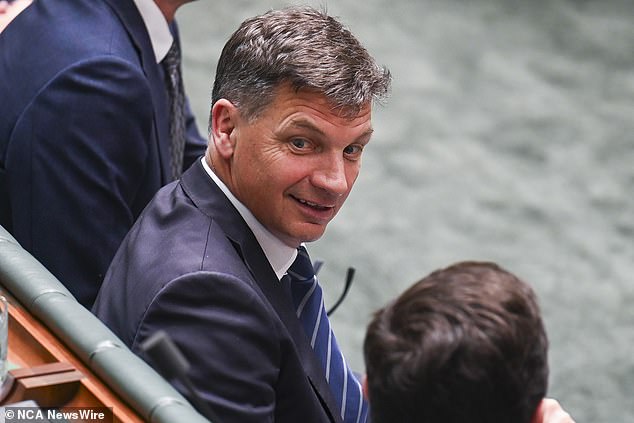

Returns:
344,144,363,156
291,138,309,149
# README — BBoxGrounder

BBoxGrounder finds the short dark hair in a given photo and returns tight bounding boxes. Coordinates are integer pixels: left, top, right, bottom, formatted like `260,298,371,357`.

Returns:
364,261,549,423
210,6,391,123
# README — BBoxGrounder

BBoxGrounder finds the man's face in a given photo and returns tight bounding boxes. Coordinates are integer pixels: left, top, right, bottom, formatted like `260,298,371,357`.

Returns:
225,86,373,248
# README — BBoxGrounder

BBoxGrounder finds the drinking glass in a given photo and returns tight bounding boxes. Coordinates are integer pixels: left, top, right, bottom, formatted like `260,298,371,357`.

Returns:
0,295,8,384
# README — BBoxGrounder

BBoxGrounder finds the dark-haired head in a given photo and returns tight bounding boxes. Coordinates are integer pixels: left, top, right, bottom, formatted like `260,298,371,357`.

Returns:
209,6,391,126
364,261,549,423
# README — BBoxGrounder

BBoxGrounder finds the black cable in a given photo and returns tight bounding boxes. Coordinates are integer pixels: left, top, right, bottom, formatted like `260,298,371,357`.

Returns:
326,267,355,316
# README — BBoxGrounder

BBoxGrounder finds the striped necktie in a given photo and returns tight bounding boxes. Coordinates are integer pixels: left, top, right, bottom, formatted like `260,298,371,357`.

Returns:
161,41,187,180
288,246,369,423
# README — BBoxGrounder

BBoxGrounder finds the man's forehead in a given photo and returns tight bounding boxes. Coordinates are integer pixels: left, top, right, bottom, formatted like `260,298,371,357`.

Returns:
271,83,373,120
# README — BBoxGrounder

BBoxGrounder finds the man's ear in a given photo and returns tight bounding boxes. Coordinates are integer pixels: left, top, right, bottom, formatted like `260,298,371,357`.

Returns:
529,398,574,423
361,374,369,401
530,400,543,423
210,99,238,159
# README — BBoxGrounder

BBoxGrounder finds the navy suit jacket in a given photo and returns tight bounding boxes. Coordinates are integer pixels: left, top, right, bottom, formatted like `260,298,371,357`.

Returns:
0,0,206,306
93,160,343,423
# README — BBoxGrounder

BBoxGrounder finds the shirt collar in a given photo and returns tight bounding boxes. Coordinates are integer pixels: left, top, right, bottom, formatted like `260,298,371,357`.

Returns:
133,0,173,63
201,158,297,280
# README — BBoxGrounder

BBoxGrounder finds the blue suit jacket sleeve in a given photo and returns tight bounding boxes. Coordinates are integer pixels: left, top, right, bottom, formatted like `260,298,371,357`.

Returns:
131,272,282,423
6,56,156,306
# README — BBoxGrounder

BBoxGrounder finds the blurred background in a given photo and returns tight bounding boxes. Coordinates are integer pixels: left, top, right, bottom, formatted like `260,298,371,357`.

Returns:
177,1,634,421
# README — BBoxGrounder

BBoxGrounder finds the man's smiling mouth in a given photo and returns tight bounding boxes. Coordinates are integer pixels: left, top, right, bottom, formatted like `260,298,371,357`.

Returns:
292,195,333,211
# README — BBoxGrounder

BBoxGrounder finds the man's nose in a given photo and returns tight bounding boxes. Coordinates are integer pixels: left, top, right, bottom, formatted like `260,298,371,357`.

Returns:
310,155,351,196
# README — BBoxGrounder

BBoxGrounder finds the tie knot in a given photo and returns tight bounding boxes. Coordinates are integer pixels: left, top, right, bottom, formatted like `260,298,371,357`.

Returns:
162,41,181,73
288,246,315,282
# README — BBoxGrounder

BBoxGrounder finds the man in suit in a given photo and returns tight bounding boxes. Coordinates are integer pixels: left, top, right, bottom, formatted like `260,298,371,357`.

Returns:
363,261,573,423
93,7,577,422
94,7,391,423
0,0,206,307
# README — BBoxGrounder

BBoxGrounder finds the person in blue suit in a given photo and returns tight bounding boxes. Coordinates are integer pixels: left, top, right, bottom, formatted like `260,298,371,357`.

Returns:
0,0,206,307
92,6,578,422
94,7,392,423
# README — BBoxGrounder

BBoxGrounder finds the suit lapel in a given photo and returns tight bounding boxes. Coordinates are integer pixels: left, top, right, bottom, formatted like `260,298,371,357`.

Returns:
103,0,172,183
239,239,342,423
181,162,343,422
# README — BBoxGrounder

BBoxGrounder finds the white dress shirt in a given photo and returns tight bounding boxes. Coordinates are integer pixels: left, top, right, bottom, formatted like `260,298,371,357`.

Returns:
133,0,173,63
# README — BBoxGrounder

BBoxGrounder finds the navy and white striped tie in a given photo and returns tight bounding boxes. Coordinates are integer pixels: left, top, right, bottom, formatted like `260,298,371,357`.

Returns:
288,246,368,423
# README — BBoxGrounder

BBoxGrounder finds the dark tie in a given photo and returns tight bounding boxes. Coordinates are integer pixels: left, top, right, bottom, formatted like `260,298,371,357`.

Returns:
288,246,369,423
161,41,187,180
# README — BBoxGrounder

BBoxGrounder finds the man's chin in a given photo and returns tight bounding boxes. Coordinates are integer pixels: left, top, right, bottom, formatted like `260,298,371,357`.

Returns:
296,223,328,245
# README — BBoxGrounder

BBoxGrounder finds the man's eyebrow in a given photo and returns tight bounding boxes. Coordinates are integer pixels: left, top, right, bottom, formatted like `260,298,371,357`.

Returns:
288,118,326,136
288,118,374,141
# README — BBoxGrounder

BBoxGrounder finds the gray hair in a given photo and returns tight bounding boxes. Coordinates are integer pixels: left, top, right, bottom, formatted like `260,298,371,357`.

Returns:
210,6,391,124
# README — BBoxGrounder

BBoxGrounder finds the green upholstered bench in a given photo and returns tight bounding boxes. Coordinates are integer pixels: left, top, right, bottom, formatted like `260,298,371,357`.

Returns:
0,225,210,423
